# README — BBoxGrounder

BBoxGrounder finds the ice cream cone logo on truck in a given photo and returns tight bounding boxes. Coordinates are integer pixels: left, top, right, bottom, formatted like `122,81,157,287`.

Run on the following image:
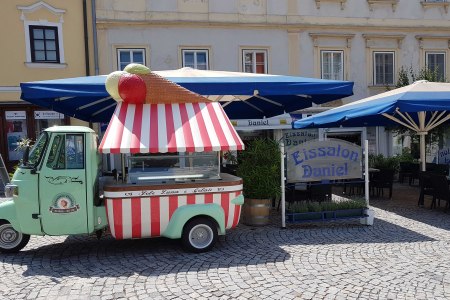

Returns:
49,193,80,213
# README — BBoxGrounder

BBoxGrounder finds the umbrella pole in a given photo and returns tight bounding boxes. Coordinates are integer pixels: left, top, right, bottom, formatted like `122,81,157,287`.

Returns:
280,141,286,228
418,111,427,172
419,133,426,172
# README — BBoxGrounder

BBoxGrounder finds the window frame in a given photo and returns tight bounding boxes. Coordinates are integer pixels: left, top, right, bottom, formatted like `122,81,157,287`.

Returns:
425,51,446,81
373,51,396,86
29,25,60,63
242,49,268,74
181,49,210,70
320,50,344,80
116,48,146,71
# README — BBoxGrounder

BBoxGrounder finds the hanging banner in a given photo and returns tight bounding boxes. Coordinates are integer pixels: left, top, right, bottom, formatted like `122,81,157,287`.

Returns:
286,139,362,182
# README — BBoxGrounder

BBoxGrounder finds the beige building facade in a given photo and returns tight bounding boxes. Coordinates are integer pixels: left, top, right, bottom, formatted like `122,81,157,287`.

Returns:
95,0,450,157
0,0,94,169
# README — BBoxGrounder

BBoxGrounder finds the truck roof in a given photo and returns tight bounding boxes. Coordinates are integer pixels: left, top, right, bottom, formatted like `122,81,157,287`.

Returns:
44,126,95,133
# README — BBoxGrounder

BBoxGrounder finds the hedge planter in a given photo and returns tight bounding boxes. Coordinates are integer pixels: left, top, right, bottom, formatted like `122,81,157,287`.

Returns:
286,208,367,224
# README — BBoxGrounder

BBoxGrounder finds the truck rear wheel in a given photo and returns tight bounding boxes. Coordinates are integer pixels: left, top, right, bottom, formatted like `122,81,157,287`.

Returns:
0,222,30,253
181,217,218,253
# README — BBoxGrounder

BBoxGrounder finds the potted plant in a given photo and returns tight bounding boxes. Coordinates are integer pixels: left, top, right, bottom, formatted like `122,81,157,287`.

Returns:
237,138,281,226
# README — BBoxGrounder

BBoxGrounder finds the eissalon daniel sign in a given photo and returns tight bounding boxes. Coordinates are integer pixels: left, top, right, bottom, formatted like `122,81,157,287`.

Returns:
286,139,362,183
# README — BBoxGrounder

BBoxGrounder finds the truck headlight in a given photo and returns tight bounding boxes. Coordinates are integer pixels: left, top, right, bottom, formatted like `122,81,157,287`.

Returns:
5,185,18,197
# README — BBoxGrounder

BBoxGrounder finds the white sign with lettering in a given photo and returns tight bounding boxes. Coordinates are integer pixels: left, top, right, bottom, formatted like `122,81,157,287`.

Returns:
34,111,65,120
286,139,362,182
5,111,26,120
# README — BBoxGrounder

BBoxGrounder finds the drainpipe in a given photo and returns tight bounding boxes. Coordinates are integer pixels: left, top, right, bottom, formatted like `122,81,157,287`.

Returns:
91,0,99,75
82,0,90,76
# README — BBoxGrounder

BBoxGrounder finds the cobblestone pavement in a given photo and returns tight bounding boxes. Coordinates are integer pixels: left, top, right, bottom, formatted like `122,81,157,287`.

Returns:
1,184,450,300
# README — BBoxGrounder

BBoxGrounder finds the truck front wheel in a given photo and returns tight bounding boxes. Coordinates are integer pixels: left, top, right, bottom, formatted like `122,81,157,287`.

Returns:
181,217,218,253
0,222,30,253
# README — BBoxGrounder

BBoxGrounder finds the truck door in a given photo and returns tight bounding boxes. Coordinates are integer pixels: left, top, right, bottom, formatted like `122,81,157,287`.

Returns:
39,133,88,235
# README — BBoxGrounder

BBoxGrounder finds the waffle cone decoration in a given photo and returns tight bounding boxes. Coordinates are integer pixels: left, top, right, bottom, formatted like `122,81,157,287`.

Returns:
105,63,210,104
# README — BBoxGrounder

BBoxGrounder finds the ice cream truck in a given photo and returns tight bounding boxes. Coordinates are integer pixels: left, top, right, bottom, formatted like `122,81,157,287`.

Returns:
2,65,245,253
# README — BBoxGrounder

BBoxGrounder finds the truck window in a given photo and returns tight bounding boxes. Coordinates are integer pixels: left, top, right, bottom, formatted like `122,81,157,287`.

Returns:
46,135,63,169
27,131,48,167
66,134,84,169
47,134,84,170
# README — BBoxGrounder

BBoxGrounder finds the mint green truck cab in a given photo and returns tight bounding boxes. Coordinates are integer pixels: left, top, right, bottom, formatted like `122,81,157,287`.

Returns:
1,126,244,253
2,126,108,253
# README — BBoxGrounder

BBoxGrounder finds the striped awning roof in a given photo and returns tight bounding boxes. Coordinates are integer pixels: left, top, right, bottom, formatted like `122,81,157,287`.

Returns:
98,102,244,154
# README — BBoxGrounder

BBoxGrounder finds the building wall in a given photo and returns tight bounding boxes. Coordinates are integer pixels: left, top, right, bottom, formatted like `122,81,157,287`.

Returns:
95,0,450,160
96,0,450,103
0,1,95,169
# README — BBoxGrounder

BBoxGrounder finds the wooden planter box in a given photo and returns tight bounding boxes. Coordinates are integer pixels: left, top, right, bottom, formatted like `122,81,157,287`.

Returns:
286,208,366,224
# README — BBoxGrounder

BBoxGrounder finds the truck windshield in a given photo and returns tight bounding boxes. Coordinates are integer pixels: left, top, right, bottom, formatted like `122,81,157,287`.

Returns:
26,132,48,167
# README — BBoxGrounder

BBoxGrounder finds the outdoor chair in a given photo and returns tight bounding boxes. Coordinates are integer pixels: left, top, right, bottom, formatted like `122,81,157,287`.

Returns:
430,174,450,210
309,181,332,202
418,171,434,207
370,169,394,199
399,162,415,184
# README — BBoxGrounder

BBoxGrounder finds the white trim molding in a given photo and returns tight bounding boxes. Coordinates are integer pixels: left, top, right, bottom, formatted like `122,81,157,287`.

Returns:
315,0,347,10
18,2,66,65
367,0,399,12
0,87,21,92
420,1,449,14
25,62,67,69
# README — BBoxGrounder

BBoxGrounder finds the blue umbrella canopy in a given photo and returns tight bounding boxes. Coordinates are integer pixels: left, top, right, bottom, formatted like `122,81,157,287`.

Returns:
293,81,450,171
20,68,353,122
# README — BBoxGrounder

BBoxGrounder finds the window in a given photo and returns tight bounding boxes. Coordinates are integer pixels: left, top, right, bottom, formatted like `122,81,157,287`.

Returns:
181,49,209,70
426,52,446,81
29,26,60,63
243,50,268,74
117,49,145,70
321,50,344,80
373,51,395,86
47,134,84,169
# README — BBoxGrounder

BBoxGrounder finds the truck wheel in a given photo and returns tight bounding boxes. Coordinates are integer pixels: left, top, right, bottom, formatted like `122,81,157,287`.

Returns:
0,222,30,253
182,217,218,253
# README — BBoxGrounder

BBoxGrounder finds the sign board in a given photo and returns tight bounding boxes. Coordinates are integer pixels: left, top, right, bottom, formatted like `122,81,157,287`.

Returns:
283,129,318,148
230,114,292,130
286,139,362,182
34,111,65,120
5,111,26,120
438,147,450,164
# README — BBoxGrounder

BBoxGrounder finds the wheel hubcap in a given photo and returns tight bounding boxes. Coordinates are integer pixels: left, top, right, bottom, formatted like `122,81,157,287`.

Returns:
189,224,213,249
0,224,22,249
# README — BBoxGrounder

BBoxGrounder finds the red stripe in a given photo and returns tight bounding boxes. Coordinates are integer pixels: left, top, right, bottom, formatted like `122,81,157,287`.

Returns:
179,104,195,152
130,104,143,154
217,104,244,150
110,103,128,154
131,198,141,238
192,103,212,152
221,193,230,228
205,193,213,204
232,206,241,228
165,104,177,152
206,103,229,151
98,103,119,152
168,195,178,219
112,199,123,239
187,194,196,205
150,197,160,236
149,104,159,153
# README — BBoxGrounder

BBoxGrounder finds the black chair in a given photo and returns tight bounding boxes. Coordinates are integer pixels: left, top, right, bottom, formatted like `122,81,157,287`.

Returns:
430,174,450,210
408,163,420,186
309,181,332,202
399,162,413,184
418,171,434,207
370,169,394,199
